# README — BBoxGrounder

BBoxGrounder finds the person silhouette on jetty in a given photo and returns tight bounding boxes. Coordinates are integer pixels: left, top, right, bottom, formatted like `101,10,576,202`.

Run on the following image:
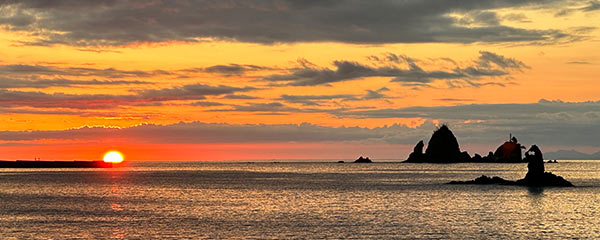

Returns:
449,145,573,187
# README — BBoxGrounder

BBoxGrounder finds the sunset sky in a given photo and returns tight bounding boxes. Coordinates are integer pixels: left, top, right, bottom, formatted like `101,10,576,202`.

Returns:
0,0,599,160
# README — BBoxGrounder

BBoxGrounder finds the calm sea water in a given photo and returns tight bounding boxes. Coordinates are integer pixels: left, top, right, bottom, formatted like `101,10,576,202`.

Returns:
1,161,600,239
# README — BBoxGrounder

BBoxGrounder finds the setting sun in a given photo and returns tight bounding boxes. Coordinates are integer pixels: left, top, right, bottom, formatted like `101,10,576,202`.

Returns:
103,151,124,163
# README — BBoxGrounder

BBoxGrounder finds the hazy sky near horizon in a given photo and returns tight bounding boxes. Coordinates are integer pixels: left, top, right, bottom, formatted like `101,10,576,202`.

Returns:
0,0,599,160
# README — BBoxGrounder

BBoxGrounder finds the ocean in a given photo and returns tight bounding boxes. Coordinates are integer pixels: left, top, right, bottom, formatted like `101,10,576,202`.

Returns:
1,161,599,239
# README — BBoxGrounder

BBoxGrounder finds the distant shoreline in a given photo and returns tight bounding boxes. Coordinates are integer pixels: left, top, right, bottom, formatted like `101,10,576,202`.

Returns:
0,160,118,168
1,159,598,165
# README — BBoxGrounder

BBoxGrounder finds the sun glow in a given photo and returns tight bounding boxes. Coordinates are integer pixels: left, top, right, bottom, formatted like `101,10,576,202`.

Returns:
103,151,124,163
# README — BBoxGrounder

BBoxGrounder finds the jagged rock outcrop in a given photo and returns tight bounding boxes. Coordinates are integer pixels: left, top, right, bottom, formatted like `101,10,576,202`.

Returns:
459,151,471,162
402,127,551,165
405,125,464,163
448,175,513,185
404,129,537,163
354,156,372,163
524,145,545,178
425,125,461,163
448,145,573,187
513,145,572,186
405,140,425,162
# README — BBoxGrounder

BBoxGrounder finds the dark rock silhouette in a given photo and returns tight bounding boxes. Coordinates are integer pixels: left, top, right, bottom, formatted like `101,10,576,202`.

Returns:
512,172,572,187
354,156,372,163
459,151,471,162
405,140,425,162
513,145,572,186
524,145,544,179
404,128,533,163
337,160,345,163
477,151,495,162
448,145,573,187
492,134,525,163
448,175,512,185
425,125,461,163
472,153,482,162
405,125,464,163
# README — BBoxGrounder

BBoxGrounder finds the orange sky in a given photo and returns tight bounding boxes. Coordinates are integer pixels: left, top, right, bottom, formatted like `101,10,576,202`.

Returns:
0,1,599,160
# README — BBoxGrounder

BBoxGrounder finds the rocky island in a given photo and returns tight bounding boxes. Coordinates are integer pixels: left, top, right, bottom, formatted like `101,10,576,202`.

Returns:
354,156,372,163
448,145,573,187
405,125,467,163
405,125,527,163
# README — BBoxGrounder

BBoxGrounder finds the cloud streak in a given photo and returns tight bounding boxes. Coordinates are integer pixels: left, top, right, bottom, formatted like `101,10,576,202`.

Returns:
0,84,256,109
0,64,169,78
278,94,357,106
265,51,528,87
333,99,600,120
0,78,150,88
0,64,168,89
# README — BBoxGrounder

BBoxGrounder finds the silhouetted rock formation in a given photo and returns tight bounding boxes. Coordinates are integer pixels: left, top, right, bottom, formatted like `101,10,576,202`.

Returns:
404,129,534,163
354,156,372,163
513,145,572,186
492,135,525,163
405,125,465,163
524,145,544,178
448,175,512,185
459,151,471,162
425,125,461,163
448,145,573,187
405,140,425,162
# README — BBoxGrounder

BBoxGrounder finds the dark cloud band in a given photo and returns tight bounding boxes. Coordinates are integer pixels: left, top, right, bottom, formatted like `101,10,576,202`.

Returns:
0,0,587,46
